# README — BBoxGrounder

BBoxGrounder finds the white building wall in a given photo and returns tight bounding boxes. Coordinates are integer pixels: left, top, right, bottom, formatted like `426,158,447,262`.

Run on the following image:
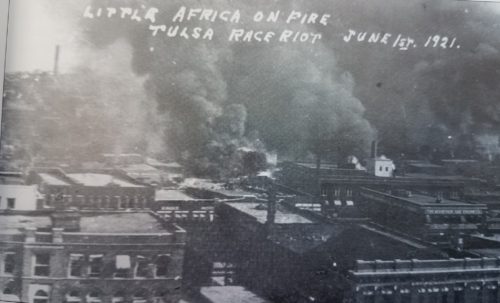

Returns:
0,184,40,210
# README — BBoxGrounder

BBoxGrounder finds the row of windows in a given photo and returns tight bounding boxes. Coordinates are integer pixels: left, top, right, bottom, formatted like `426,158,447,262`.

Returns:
321,188,354,198
2,285,173,303
359,284,498,303
69,254,170,279
45,194,149,209
158,210,214,222
14,289,173,303
28,253,171,278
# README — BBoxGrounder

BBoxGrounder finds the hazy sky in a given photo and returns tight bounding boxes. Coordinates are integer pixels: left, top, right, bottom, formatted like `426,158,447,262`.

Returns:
5,0,500,161
5,0,88,72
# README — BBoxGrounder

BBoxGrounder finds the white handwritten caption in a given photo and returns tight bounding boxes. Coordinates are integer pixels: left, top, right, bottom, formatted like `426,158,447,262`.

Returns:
343,29,461,51
83,5,462,50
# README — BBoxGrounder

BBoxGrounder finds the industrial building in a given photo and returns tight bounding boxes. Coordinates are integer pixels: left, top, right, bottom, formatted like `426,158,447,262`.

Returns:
27,169,154,210
0,209,186,303
358,188,487,245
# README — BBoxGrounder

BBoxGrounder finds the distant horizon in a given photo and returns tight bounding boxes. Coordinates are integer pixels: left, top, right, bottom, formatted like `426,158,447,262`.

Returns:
5,0,89,73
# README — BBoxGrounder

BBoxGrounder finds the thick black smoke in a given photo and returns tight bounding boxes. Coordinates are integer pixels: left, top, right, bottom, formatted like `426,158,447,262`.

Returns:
82,0,375,176
319,0,500,160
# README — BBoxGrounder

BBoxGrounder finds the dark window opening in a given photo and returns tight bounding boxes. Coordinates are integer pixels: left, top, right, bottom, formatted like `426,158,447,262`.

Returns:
34,254,50,277
7,198,15,209
4,253,15,274
155,255,169,277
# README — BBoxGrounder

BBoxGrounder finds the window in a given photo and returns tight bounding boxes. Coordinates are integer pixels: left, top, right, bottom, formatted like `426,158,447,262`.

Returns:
379,166,383,171
103,196,111,209
115,255,131,278
33,290,49,303
3,280,15,295
69,254,84,277
211,262,235,286
116,196,123,209
95,196,102,208
3,253,15,274
88,254,103,278
7,198,15,209
174,211,189,219
86,291,102,303
112,291,125,303
33,254,50,277
64,291,81,303
155,255,169,277
385,166,389,172
153,289,169,303
133,289,148,303
135,255,149,278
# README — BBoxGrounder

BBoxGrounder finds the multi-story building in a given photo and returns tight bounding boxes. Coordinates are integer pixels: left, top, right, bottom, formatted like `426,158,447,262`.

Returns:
153,189,216,224
0,210,186,303
349,258,500,303
214,200,449,303
278,161,484,210
358,188,487,245
214,199,500,303
27,169,154,210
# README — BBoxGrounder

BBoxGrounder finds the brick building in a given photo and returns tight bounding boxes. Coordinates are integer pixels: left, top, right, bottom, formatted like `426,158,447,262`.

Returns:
27,169,154,210
0,210,186,303
214,200,448,303
349,258,500,303
278,161,484,212
358,188,487,245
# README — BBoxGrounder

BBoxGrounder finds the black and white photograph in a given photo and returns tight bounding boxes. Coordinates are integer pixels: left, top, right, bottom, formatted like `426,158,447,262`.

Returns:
2,0,500,302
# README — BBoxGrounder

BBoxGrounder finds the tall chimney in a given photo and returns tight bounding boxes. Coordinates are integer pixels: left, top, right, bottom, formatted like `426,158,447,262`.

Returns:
266,188,276,226
371,140,378,158
53,45,60,76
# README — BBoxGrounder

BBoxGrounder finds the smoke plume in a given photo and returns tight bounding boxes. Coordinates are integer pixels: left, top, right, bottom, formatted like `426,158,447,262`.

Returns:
80,0,375,176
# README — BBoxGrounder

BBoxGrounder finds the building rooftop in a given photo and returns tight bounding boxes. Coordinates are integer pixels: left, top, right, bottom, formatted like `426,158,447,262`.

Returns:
155,189,196,201
362,188,484,210
182,178,258,198
67,173,144,188
226,202,312,224
79,212,167,234
200,286,270,303
0,215,51,234
38,173,70,186
0,212,169,234
398,193,473,207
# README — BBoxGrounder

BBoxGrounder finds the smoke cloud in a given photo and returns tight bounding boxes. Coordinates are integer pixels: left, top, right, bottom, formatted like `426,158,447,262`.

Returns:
80,0,375,176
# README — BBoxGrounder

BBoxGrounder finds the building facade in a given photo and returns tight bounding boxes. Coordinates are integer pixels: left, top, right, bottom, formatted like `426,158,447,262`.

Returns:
27,169,154,210
349,258,500,303
0,211,186,303
0,184,42,211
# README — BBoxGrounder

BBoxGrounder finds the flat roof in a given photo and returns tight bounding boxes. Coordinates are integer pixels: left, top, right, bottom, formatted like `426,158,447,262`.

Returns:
122,164,160,173
200,286,270,303
67,173,144,188
0,215,51,234
363,189,479,208
295,162,338,169
0,213,169,234
400,194,473,207
227,202,312,224
79,212,167,233
182,178,258,198
38,173,70,186
155,189,196,201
